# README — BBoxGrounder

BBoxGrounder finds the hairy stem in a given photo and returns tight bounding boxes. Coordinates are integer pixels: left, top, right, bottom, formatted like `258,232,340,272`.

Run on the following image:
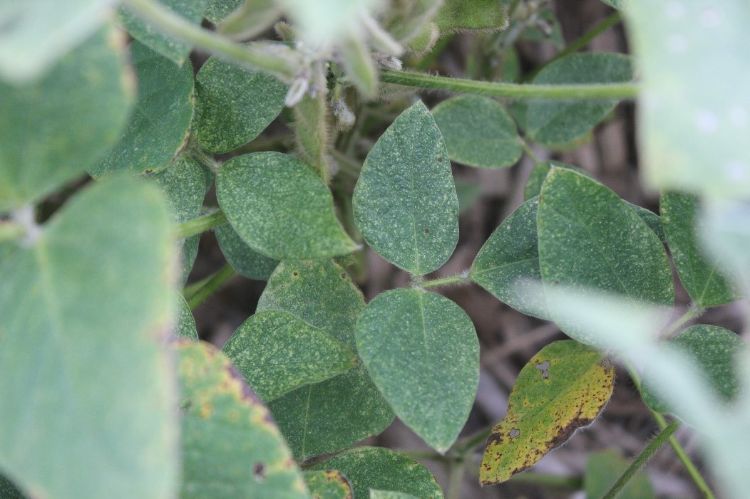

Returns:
380,70,639,100
122,0,298,81
602,421,679,499
418,272,471,289
185,264,237,309
663,304,704,338
542,12,621,70
176,210,227,239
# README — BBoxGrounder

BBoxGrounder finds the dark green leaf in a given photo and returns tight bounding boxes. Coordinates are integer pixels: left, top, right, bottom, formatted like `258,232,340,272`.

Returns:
480,340,614,485
223,310,358,401
527,53,632,146
91,42,194,176
304,470,353,499
0,28,132,212
176,294,199,340
662,192,736,307
353,101,458,275
176,341,308,499
258,260,393,460
121,0,209,64
537,168,674,310
205,0,244,23
194,56,287,153
643,325,745,413
0,475,25,499
585,450,654,499
310,447,442,499
0,176,178,498
370,492,417,499
217,152,356,260
436,0,508,32
470,197,544,316
216,223,278,280
356,289,479,452
150,155,212,282
432,95,522,169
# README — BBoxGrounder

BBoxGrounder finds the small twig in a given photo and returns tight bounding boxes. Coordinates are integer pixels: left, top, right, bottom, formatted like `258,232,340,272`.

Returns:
184,264,237,309
176,210,227,239
418,271,471,289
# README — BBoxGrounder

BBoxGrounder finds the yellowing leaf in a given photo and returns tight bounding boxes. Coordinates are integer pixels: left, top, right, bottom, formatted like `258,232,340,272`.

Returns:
480,340,614,485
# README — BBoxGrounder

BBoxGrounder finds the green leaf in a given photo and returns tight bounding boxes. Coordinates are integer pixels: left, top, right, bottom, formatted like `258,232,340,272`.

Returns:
217,152,356,260
480,340,615,485
0,0,114,82
224,310,358,401
700,200,750,295
527,53,632,146
176,294,199,340
470,197,544,317
585,450,654,499
370,491,417,499
310,447,443,499
218,0,282,40
431,95,522,169
194,56,287,153
0,475,24,499
356,289,479,452
216,223,278,280
662,192,736,307
176,341,309,499
625,0,750,198
643,325,745,413
91,42,194,176
353,101,458,275
436,0,508,32
0,176,178,499
205,0,244,23
258,260,393,460
600,0,625,8
455,178,482,214
150,155,212,283
0,27,132,212
537,168,674,307
121,0,209,64
304,470,353,499
276,0,383,47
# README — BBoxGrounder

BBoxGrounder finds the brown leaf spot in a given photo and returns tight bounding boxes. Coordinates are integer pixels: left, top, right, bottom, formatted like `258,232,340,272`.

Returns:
485,432,503,447
508,428,521,439
253,462,266,482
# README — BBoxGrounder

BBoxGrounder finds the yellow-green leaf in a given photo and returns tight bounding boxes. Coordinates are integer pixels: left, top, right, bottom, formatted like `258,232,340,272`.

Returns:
480,340,614,485
304,470,353,499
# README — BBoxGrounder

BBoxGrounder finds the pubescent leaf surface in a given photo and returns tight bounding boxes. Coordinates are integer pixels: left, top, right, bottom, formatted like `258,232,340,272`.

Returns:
356,288,479,452
310,447,443,499
436,0,508,32
223,310,358,401
0,27,132,212
304,470,353,499
480,340,614,485
176,341,309,499
258,261,394,460
218,152,357,260
0,176,179,499
353,101,458,275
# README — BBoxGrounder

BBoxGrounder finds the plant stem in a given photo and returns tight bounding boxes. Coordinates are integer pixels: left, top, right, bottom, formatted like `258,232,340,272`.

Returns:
122,0,298,81
419,272,471,289
189,145,221,173
546,12,621,68
185,264,237,309
454,426,493,453
176,210,227,239
663,304,704,338
602,421,679,499
520,137,542,163
380,70,639,100
447,459,466,499
509,472,583,490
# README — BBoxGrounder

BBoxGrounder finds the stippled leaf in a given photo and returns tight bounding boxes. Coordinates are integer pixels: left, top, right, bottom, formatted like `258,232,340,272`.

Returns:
217,152,357,260
643,325,745,414
537,168,674,307
470,197,544,317
662,192,736,307
432,95,522,169
176,294,199,340
304,470,353,499
121,0,209,64
436,0,508,32
205,0,244,23
150,155,212,282
0,177,179,499
175,341,308,499
353,101,458,275
356,289,479,452
527,53,632,146
601,0,625,7
625,0,750,198
310,447,442,499
525,162,665,241
370,491,417,499
216,223,278,280
258,260,393,459
585,450,654,499
194,56,287,153
0,475,24,499
480,340,615,485
0,28,132,212
218,0,282,40
223,310,358,401
91,42,194,176
0,0,115,82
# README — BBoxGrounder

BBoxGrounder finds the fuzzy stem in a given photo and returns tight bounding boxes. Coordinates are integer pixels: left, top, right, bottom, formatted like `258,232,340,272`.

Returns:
544,12,621,68
185,264,236,309
176,210,227,239
419,272,471,289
